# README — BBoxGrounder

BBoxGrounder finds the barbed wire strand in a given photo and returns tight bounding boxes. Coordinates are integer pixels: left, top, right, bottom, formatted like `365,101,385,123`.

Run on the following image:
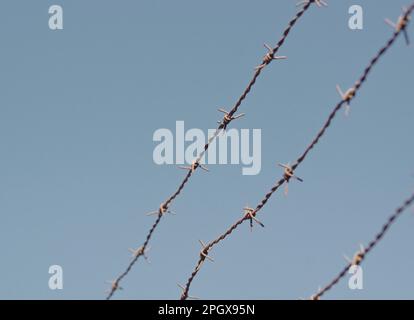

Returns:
310,191,414,300
105,0,318,299
180,3,414,300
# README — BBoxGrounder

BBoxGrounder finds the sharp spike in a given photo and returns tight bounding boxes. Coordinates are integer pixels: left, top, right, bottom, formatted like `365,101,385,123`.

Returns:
385,18,396,29
343,254,352,264
336,84,344,97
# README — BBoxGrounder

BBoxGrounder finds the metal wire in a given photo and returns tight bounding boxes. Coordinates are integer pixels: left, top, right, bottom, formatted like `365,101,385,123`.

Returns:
311,191,414,300
180,3,414,300
106,0,317,299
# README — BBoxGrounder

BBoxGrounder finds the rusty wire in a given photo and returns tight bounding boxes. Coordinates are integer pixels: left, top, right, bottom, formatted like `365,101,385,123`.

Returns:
180,3,414,300
105,0,318,299
310,191,414,300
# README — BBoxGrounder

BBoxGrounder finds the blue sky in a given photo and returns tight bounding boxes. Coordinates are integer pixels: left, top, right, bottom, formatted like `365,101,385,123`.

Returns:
0,0,414,299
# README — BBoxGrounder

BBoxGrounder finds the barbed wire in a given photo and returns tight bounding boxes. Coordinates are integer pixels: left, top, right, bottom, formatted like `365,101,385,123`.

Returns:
180,3,414,300
105,0,319,299
310,191,414,300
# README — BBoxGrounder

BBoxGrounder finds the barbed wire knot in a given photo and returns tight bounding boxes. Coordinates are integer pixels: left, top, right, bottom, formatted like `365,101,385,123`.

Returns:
278,163,303,196
146,204,174,216
343,244,365,266
297,0,328,8
309,285,324,300
198,240,214,262
243,206,265,231
106,280,122,293
278,163,303,182
217,108,245,130
178,283,200,300
179,160,209,173
385,7,412,45
128,246,151,262
352,244,366,266
336,85,356,116
255,44,287,70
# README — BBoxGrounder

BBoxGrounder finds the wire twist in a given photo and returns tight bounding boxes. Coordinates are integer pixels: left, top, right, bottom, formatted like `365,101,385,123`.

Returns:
311,191,414,300
180,3,414,300
106,0,316,299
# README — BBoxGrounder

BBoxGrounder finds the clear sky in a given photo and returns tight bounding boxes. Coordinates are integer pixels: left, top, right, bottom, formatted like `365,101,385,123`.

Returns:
1,0,413,299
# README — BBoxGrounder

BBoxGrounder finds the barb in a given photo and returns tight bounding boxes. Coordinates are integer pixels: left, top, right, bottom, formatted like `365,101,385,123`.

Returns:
385,6,411,45
105,0,317,299
297,0,328,8
311,191,414,300
180,3,414,300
